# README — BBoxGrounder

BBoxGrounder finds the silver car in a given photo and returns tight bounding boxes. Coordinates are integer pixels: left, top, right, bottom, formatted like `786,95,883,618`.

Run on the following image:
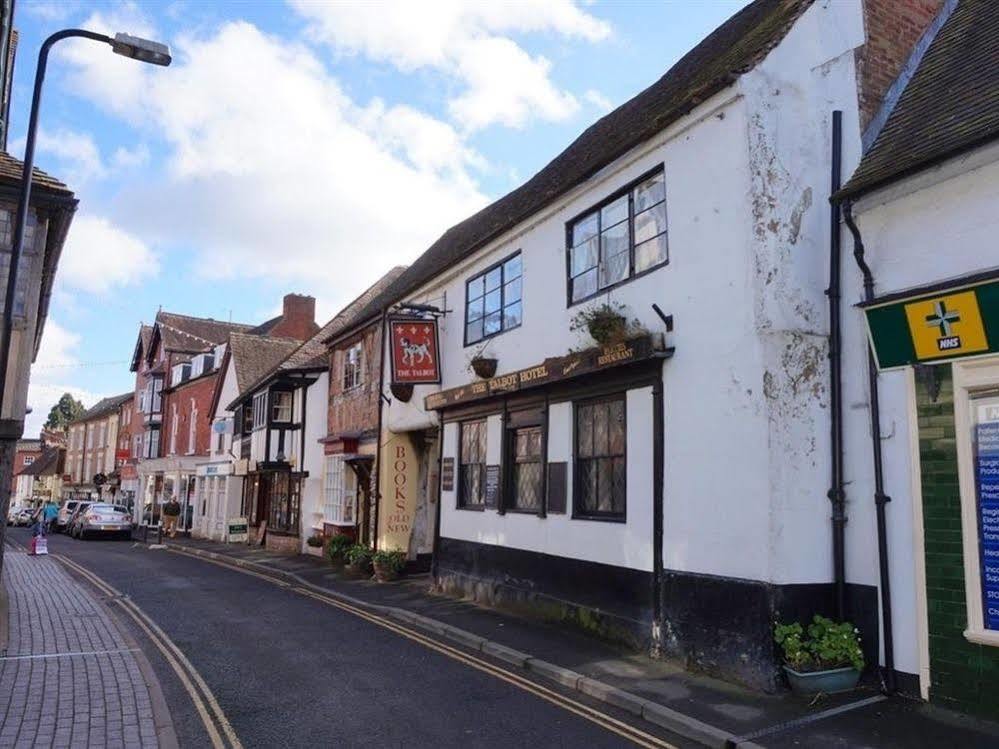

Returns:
69,503,132,540
55,500,82,532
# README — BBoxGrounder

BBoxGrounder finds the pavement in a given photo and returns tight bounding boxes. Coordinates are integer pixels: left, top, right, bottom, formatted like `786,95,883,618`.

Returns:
0,545,171,749
161,534,999,749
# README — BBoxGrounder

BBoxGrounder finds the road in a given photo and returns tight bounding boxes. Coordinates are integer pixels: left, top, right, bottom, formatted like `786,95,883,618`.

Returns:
5,528,691,749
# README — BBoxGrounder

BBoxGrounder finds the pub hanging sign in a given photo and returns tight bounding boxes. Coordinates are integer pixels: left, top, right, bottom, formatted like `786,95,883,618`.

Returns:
863,277,999,370
389,318,441,384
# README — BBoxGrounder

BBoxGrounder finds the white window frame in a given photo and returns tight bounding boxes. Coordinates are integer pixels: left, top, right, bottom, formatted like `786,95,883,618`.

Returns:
23,455,34,466
323,455,355,525
954,357,999,647
188,400,198,454
252,392,267,430
271,391,293,424
343,343,364,391
170,404,179,455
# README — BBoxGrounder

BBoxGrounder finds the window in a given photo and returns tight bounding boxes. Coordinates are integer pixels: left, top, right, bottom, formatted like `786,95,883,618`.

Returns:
323,455,356,525
267,471,301,534
271,391,293,423
23,455,34,466
147,428,161,459
343,343,364,391
170,404,178,455
458,420,487,508
188,402,198,454
465,253,522,345
252,393,267,430
567,169,667,304
574,396,626,519
507,424,543,512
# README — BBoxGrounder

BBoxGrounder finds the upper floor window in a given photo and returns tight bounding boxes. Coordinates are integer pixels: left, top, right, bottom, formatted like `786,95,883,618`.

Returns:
343,343,364,391
271,391,293,423
23,455,34,466
252,392,267,430
567,169,667,304
188,401,198,454
465,253,522,346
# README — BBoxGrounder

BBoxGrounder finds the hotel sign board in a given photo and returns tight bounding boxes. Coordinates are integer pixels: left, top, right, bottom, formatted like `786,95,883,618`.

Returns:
425,334,664,410
864,279,999,370
389,318,441,385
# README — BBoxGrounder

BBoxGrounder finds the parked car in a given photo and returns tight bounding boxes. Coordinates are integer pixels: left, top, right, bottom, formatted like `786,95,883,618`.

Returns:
65,502,90,538
6,503,25,525
68,503,131,540
55,500,82,533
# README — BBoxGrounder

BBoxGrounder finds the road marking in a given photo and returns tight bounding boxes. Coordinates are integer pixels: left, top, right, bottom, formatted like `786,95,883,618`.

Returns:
173,548,679,749
53,553,243,749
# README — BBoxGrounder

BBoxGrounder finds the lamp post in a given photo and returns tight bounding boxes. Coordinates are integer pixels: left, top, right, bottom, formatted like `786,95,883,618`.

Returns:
0,29,170,572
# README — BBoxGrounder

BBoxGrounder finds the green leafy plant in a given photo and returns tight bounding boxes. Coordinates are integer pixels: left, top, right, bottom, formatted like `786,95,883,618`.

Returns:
325,533,353,563
570,302,648,346
305,534,324,548
372,549,406,572
345,544,372,566
774,616,864,672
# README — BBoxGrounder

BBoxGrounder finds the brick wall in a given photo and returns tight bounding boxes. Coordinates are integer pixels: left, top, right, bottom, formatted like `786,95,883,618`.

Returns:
162,374,218,457
856,0,943,129
917,366,999,719
269,294,318,342
328,322,382,440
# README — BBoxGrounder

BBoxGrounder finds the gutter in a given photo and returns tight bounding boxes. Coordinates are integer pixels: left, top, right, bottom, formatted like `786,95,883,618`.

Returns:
842,200,897,695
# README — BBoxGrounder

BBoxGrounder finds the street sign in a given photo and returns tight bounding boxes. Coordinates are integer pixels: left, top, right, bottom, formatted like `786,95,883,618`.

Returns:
864,278,999,370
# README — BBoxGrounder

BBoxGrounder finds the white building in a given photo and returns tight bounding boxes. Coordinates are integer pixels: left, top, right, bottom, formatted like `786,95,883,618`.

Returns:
335,0,950,692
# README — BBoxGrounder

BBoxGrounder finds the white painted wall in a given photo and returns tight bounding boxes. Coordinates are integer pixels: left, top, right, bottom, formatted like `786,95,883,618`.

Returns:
846,148,999,678
298,375,329,547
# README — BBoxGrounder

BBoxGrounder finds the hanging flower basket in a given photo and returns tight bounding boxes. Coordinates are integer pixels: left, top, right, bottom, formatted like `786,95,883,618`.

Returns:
470,357,498,379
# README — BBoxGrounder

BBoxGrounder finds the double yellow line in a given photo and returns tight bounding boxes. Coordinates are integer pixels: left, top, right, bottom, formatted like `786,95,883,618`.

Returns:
176,549,679,749
55,554,242,749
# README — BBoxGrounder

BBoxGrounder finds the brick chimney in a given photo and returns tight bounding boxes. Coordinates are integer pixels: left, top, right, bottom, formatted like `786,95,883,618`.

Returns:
855,0,945,131
270,294,318,341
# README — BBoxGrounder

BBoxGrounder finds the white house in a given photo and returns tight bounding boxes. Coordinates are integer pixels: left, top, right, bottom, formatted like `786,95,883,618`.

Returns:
832,0,999,718
335,0,950,692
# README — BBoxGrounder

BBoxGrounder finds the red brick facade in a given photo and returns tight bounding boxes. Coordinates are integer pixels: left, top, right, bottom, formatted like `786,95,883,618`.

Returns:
856,0,944,129
161,373,218,458
12,441,42,490
327,320,382,445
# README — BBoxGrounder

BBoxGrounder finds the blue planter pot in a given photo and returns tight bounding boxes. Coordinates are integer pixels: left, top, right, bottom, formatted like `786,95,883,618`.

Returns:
783,665,861,695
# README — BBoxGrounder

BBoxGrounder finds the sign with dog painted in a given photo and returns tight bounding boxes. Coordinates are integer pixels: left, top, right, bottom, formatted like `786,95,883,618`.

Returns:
389,318,441,384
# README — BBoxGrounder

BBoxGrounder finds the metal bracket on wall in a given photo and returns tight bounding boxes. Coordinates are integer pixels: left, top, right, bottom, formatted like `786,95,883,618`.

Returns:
651,304,673,332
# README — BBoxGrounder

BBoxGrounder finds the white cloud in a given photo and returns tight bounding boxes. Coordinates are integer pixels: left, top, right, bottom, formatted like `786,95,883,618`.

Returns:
57,215,159,294
32,129,106,183
584,89,613,113
112,143,151,169
289,0,609,131
59,20,490,307
24,383,104,439
25,320,102,438
21,0,80,22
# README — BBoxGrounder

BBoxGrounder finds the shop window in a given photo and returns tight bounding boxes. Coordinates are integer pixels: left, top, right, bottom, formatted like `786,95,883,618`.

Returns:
271,391,293,423
267,471,301,535
507,425,544,512
567,168,667,305
465,252,523,345
323,455,356,525
343,343,364,391
458,420,487,508
574,396,626,520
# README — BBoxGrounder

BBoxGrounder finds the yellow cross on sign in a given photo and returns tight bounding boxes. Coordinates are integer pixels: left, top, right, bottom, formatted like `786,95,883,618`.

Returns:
904,290,989,361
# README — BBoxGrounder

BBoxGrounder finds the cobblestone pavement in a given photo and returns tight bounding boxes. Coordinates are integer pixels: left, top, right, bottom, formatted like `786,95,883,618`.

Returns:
1,550,160,749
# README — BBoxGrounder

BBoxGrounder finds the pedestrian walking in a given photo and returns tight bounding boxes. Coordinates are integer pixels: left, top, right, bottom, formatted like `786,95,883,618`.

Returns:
162,496,181,538
42,499,58,534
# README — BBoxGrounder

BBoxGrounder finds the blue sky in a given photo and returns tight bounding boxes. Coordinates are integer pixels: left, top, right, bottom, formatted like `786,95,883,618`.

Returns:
14,0,747,434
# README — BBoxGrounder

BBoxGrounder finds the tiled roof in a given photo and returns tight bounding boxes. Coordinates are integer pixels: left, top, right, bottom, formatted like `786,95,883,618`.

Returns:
228,333,300,393
153,311,254,355
227,267,407,410
20,446,63,477
0,151,73,196
70,392,133,424
836,0,998,200
343,0,812,328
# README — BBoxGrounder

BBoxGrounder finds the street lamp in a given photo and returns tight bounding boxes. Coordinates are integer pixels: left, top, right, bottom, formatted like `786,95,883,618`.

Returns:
0,29,170,571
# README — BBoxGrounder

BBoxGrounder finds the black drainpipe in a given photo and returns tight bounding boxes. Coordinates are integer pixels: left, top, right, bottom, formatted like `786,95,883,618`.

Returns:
371,308,389,551
827,111,847,620
651,372,665,658
431,411,444,582
843,199,897,695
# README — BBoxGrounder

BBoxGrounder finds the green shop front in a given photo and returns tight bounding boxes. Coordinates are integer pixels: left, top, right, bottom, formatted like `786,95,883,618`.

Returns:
865,272,999,718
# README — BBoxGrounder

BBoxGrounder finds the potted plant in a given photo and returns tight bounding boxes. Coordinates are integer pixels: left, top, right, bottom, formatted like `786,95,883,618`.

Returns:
570,302,646,347
345,544,373,576
468,342,498,379
305,534,324,557
325,533,353,570
774,615,864,695
371,549,406,582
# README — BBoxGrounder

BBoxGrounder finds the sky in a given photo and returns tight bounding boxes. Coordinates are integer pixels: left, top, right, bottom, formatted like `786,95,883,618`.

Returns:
13,0,748,436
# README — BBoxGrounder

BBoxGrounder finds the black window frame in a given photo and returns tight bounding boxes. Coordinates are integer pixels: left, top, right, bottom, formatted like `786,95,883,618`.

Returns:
503,410,546,515
464,251,524,347
457,419,487,510
572,394,627,522
565,166,668,307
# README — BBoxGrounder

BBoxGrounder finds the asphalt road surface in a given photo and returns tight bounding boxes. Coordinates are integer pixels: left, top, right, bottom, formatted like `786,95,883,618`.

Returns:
6,528,692,749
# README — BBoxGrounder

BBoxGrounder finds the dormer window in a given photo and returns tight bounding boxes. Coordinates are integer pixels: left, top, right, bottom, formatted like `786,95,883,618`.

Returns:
172,362,191,385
